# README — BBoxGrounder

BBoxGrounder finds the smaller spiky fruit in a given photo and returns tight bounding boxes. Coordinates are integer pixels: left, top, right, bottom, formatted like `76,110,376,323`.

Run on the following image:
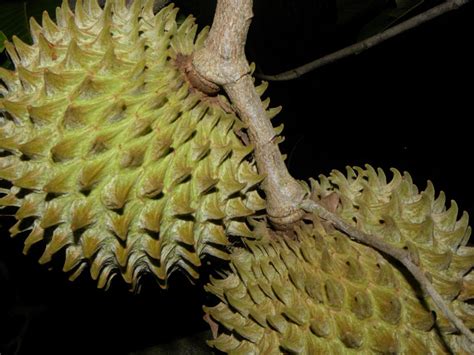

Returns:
204,166,474,354
0,1,271,290
313,166,473,308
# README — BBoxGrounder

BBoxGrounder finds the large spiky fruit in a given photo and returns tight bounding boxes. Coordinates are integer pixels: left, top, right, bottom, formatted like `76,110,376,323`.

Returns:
0,1,268,290
204,166,474,353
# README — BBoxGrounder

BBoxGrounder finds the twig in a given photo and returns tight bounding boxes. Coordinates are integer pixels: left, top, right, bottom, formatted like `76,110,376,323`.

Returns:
300,198,474,345
192,0,306,224
258,0,470,81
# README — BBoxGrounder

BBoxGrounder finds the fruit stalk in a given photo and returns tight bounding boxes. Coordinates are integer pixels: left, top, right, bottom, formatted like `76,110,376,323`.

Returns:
192,0,307,226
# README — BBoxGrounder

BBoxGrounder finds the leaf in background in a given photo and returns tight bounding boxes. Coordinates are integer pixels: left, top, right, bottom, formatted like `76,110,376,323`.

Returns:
357,0,424,40
0,2,31,43
0,0,62,45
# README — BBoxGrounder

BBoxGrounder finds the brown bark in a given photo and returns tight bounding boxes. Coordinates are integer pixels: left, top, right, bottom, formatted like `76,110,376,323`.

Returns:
192,0,307,225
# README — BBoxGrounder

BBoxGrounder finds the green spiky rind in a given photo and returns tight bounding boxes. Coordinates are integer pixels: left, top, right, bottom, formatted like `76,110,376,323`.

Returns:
204,166,473,354
205,219,453,354
310,166,473,337
0,0,267,290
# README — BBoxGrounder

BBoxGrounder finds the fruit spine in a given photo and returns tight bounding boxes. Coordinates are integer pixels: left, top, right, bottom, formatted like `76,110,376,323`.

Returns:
0,0,267,290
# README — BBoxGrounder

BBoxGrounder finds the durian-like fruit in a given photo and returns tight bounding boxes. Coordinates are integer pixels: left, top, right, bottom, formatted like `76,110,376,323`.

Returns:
0,0,268,290
204,166,474,354
1,1,473,352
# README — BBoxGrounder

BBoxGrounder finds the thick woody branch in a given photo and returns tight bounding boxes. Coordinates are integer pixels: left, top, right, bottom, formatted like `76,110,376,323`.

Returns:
258,0,470,81
192,0,307,224
192,0,251,84
301,199,474,345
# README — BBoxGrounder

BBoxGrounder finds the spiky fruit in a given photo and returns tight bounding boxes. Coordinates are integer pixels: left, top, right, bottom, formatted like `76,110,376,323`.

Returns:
204,166,474,354
0,1,268,290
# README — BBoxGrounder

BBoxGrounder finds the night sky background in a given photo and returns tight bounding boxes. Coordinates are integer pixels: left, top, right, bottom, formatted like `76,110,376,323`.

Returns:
1,0,473,354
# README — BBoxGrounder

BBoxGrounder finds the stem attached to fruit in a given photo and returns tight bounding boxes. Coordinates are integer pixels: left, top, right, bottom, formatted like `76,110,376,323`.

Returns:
191,0,307,226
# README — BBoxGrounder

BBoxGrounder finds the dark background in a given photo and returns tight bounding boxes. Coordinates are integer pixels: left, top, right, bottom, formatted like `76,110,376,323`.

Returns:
1,0,473,354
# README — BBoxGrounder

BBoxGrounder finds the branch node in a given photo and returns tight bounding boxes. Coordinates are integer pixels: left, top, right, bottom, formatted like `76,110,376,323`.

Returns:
175,53,220,95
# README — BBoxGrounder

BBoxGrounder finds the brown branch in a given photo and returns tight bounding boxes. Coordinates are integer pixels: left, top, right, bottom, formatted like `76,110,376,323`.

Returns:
258,0,470,81
301,198,474,345
192,0,307,225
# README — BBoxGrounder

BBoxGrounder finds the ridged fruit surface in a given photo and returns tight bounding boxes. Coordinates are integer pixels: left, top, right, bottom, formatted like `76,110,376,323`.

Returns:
205,166,474,354
0,0,267,290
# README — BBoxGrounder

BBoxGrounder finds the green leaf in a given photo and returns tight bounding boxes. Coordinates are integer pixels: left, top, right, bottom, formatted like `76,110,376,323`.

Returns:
0,0,62,45
0,2,31,43
357,0,424,40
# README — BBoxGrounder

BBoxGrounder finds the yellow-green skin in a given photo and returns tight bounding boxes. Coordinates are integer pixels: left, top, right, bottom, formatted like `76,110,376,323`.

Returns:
205,166,474,354
0,1,267,290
